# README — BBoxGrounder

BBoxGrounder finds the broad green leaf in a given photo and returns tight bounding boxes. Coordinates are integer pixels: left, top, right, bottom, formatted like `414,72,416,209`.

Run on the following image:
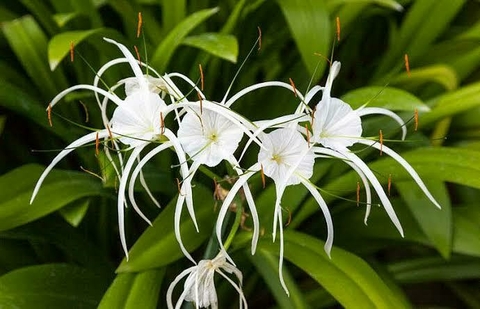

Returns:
448,282,480,308
388,256,480,283
392,65,459,91
58,198,90,227
0,82,76,140
249,250,310,309
0,216,114,274
0,263,109,308
48,28,110,70
422,81,480,126
19,0,58,35
0,115,5,136
2,15,67,98
327,0,403,12
161,0,186,33
341,86,430,111
259,231,411,308
53,12,82,28
396,180,452,258
183,33,239,63
151,7,220,72
453,204,480,257
277,0,330,80
0,164,104,231
117,185,215,272
375,0,465,78
98,269,165,309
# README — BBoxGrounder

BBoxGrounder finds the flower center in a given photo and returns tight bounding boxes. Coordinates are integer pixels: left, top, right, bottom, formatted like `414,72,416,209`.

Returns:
271,153,283,164
208,132,218,142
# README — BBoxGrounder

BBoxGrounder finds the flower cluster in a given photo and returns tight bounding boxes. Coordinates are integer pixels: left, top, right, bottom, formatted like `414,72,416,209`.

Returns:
31,38,440,308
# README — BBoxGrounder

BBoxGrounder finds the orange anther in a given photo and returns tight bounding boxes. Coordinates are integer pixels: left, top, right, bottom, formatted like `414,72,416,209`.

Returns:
95,132,100,156
379,129,383,156
106,125,114,148
404,54,410,76
198,64,204,91
336,16,341,42
176,178,184,196
70,41,74,62
257,26,262,51
134,45,141,63
414,108,419,131
137,12,143,38
47,104,53,127
160,111,165,135
356,181,360,207
289,77,297,97
388,174,392,196
314,53,332,66
305,124,310,145
285,207,292,227
260,164,266,189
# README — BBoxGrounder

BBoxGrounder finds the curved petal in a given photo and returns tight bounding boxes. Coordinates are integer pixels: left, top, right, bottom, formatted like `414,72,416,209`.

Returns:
49,84,123,109
357,107,407,140
166,266,197,309
356,140,441,209
30,130,109,204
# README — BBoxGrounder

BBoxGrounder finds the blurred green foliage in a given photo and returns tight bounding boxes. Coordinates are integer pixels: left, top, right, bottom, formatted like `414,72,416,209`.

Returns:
1,0,480,308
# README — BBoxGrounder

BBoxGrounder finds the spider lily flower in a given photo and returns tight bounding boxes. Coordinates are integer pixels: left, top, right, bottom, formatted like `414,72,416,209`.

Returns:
215,127,334,295
308,61,440,230
166,251,247,309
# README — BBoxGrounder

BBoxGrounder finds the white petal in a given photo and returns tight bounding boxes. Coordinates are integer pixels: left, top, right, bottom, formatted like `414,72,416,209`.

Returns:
30,130,109,204
357,107,407,140
111,91,166,147
313,98,362,150
178,108,244,167
356,140,441,209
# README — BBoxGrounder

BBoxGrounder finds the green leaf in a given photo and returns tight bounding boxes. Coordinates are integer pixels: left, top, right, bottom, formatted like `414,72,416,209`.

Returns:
392,65,459,91
375,0,465,78
58,198,90,227
116,185,215,272
388,256,480,283
0,164,104,231
150,7,220,72
422,81,480,126
0,115,6,136
0,263,109,308
395,180,452,258
1,15,67,98
341,86,430,111
277,0,330,79
48,28,110,71
98,269,165,309
453,204,480,257
327,0,403,12
259,231,411,308
182,33,239,63
249,250,310,309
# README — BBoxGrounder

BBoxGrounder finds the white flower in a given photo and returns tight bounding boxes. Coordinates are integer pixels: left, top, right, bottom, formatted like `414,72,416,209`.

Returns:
177,107,244,167
167,251,247,309
216,128,334,296
308,61,440,230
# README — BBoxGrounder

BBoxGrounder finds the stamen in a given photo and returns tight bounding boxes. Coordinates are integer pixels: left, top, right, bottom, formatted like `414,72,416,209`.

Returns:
95,132,100,156
79,101,89,123
289,78,297,97
106,125,114,148
314,53,332,66
47,104,53,127
388,174,392,196
198,64,204,91
176,178,185,196
404,53,410,76
260,164,266,189
311,105,316,125
160,111,165,135
257,26,262,51
284,207,292,227
379,129,383,156
356,181,360,207
414,108,419,131
134,45,141,63
80,166,103,181
70,41,74,62
213,178,220,200
197,91,203,114
336,16,341,42
137,12,143,38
